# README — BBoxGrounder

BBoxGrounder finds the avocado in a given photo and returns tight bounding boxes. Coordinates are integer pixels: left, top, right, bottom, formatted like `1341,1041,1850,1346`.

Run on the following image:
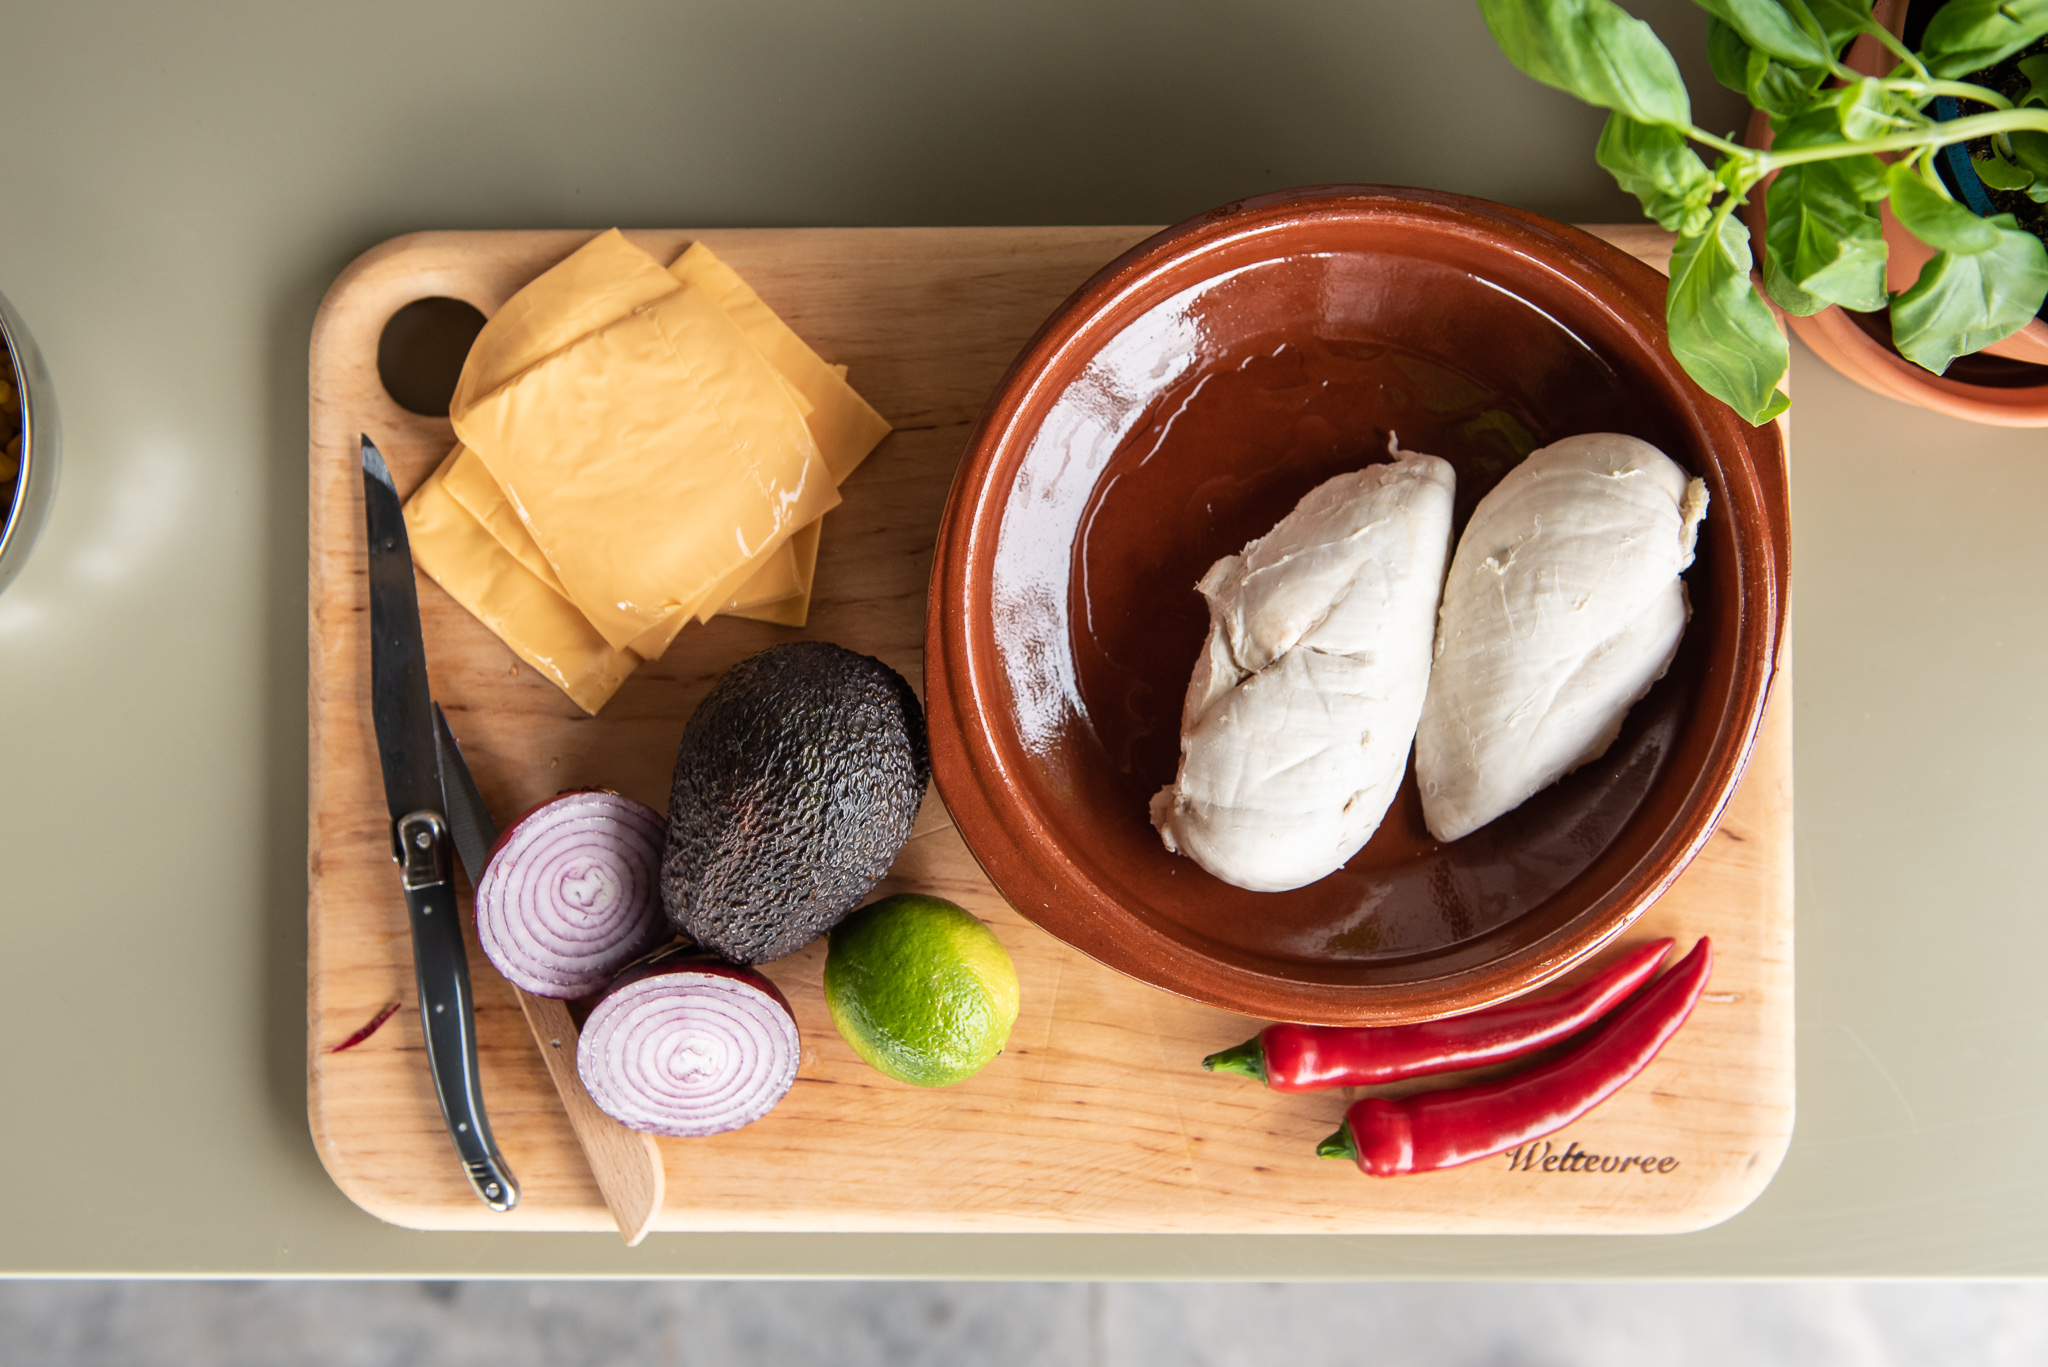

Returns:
661,642,931,964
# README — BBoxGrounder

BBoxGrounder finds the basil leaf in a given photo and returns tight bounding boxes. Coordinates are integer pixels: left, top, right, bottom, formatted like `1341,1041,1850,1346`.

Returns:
1694,0,1833,67
1764,159,1891,312
1768,106,1847,151
1974,151,2037,190
1803,0,1876,54
1597,112,1719,234
1889,215,2048,371
1762,248,1828,315
1708,18,1755,93
2010,129,2048,176
1837,151,1891,200
1919,0,2048,79
2020,53,2048,106
1765,118,1886,202
1833,77,1894,140
1667,215,1793,424
1477,0,1692,127
1747,48,1828,116
1887,162,2003,252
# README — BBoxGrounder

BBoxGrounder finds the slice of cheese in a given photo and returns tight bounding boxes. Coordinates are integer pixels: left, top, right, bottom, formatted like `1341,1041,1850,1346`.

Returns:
444,439,806,649
691,534,790,626
403,449,640,715
440,444,570,596
669,243,892,483
723,518,819,627
621,514,812,651
773,369,818,419
450,229,679,420
668,244,892,628
443,443,712,662
624,608,695,662
454,283,841,651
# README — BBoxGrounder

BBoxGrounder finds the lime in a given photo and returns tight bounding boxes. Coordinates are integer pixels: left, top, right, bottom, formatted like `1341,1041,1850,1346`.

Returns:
824,894,1020,1087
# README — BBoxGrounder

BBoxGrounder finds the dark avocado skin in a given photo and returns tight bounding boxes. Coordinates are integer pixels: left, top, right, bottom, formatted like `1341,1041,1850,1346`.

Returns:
661,642,931,964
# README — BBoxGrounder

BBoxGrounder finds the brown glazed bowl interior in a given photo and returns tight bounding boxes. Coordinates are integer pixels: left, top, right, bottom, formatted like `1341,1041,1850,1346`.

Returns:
927,186,1788,1026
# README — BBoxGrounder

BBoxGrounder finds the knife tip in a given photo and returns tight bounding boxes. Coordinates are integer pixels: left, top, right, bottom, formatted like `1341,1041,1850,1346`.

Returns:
359,434,395,489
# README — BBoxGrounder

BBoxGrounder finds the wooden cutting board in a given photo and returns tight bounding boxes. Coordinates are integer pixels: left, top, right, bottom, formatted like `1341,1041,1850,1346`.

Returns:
307,225,1792,1234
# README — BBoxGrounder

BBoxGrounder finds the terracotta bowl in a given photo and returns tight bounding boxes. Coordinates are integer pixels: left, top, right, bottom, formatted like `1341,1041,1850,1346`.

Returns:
0,286,60,598
926,186,1788,1026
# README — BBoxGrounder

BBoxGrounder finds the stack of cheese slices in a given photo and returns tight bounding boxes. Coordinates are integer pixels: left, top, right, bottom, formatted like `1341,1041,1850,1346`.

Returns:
404,230,892,713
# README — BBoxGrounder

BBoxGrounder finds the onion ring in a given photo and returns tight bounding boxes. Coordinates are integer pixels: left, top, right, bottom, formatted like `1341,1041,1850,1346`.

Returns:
577,957,800,1137
474,790,669,998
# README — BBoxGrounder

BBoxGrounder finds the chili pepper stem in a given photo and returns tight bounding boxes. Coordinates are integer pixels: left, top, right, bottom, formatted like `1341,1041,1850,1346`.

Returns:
1316,1120,1360,1163
1202,1038,1267,1083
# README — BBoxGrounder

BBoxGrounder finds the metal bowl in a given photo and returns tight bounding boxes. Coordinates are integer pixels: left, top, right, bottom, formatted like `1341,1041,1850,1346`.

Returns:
0,286,60,596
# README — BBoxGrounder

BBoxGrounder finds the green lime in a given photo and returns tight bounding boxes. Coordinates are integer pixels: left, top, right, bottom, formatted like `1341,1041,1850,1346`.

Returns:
824,894,1021,1087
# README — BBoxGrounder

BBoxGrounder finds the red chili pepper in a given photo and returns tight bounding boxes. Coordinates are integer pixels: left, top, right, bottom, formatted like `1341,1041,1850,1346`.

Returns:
1204,938,1673,1090
328,1000,402,1054
1317,937,1711,1176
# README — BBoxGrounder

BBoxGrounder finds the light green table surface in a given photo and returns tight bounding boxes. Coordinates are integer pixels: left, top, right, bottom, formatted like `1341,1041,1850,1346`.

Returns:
3,0,2045,1278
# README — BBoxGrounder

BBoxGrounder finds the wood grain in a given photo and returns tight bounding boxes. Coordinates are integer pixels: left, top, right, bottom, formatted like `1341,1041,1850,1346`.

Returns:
307,225,1793,1234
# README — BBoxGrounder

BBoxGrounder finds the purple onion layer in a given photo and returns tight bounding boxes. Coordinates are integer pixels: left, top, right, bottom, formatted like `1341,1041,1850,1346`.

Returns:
577,963,800,1137
475,791,668,998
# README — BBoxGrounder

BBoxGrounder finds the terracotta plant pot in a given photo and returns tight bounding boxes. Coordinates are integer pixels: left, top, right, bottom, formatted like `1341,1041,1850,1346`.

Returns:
1743,0,2048,425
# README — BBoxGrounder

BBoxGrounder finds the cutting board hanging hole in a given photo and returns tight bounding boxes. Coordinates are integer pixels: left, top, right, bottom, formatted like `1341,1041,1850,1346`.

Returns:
378,297,486,417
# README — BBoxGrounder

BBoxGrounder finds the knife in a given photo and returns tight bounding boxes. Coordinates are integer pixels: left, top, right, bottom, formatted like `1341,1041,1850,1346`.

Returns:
432,704,668,1246
361,435,519,1213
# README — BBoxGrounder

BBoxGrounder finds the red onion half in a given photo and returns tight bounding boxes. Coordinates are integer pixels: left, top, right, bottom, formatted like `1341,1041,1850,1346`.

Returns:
475,790,669,999
577,958,799,1137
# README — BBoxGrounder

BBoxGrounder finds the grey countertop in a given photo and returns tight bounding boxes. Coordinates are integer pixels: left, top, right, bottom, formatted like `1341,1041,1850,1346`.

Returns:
3,0,2045,1277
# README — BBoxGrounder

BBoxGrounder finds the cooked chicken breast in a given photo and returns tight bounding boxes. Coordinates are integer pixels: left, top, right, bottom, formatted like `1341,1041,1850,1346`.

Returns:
1150,445,1456,892
1415,431,1709,843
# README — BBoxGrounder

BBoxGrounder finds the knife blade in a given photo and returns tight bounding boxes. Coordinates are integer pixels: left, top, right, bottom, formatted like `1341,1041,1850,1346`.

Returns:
432,704,667,1247
361,435,519,1214
431,704,499,885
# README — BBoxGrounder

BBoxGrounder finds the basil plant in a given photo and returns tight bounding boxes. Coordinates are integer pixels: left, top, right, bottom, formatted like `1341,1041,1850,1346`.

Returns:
1478,0,2048,424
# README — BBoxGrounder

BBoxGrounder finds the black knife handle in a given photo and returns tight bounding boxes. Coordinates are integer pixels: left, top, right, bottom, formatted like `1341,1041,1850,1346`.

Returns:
397,811,520,1212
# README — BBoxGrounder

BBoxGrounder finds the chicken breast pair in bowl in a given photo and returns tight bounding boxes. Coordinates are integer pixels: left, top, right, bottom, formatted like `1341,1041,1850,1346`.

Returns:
926,186,1788,1026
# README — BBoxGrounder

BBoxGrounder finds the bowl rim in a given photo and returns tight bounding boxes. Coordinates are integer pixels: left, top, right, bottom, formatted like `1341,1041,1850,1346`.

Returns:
0,286,60,595
926,184,1789,1025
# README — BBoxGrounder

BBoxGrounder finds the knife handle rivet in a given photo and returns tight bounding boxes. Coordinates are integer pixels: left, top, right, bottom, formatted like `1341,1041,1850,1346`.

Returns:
457,1121,469,1133
551,1039,562,1049
435,1003,444,1014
